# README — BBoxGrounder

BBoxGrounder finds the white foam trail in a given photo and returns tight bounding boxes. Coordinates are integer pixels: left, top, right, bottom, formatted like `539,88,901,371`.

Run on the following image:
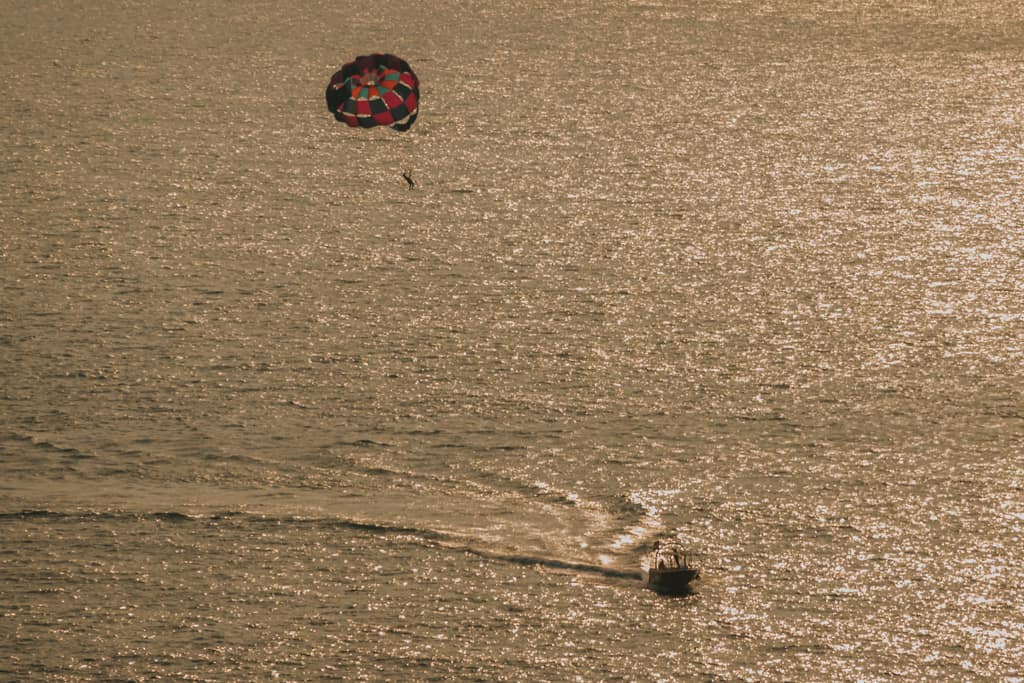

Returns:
610,489,681,551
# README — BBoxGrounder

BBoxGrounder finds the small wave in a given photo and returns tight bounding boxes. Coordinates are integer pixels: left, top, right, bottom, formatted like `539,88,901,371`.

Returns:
330,438,393,449
321,517,455,542
0,509,67,520
0,509,137,522
3,431,95,459
150,511,196,523
0,509,233,523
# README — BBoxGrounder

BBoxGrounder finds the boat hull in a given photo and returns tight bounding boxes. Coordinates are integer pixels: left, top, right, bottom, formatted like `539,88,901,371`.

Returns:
647,567,700,595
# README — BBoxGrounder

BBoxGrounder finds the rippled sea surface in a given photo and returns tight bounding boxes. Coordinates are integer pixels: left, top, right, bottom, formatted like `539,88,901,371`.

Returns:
3,1,1023,680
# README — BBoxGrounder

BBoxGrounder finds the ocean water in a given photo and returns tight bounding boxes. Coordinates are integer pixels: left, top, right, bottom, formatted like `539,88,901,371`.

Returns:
3,1,1023,680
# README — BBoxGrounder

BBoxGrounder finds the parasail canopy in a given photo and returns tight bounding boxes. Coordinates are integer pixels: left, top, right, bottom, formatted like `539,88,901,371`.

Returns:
326,53,419,131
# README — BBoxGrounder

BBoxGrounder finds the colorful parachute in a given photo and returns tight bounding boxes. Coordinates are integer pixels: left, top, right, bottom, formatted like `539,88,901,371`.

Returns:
326,53,419,131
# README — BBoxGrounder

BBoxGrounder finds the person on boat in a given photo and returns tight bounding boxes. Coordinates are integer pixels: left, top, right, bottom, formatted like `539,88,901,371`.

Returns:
652,541,666,571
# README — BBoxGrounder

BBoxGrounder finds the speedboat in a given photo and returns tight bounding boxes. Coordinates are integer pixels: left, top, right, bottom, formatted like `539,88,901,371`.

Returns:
645,540,700,595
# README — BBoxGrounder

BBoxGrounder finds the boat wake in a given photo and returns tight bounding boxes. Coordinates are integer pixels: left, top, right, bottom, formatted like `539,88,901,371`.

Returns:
321,514,645,582
426,539,643,581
